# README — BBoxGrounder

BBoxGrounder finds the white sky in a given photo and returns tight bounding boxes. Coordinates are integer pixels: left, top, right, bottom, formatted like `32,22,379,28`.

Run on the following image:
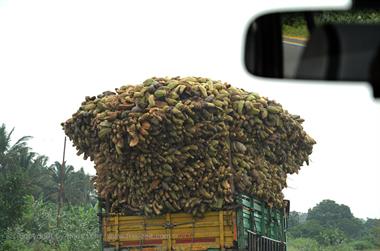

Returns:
1,0,379,219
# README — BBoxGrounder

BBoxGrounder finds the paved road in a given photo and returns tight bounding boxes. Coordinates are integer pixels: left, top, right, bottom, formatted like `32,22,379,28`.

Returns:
283,38,306,78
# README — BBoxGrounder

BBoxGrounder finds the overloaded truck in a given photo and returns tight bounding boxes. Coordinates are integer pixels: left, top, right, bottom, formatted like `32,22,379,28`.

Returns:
98,195,289,251
62,77,314,251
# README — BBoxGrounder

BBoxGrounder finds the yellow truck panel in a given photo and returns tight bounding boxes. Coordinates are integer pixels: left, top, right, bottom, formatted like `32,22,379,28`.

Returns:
102,211,236,250
99,195,288,250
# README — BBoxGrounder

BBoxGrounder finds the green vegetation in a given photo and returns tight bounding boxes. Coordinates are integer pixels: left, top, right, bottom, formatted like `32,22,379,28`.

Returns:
316,10,380,25
1,122,380,250
2,197,99,251
288,200,380,251
282,13,309,38
282,25,309,39
0,123,98,250
282,10,380,38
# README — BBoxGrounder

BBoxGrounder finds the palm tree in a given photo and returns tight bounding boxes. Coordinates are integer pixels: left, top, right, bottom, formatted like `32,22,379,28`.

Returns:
0,123,32,234
0,123,32,170
64,167,95,205
18,149,36,170
0,124,52,199
49,160,74,226
24,154,52,199
48,161,74,202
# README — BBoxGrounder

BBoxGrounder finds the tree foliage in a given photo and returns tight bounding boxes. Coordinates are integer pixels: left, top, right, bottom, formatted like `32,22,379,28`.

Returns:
307,199,354,224
288,211,308,228
316,228,346,246
0,124,32,239
0,123,95,247
365,218,380,246
0,170,27,241
2,196,99,251
288,219,323,239
289,199,380,249
64,167,95,205
307,199,362,238
288,237,320,251
283,10,380,26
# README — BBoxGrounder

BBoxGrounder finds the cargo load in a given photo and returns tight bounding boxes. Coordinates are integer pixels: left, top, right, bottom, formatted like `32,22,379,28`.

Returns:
62,76,315,217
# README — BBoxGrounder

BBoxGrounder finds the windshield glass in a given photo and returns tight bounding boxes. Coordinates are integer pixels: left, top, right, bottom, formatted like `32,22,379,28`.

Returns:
0,1,379,250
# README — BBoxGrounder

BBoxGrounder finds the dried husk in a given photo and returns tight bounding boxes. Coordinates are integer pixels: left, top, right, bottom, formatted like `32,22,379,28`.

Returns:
62,76,315,216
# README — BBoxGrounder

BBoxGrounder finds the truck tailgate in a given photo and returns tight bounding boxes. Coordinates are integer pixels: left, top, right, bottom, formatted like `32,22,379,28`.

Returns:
102,211,236,250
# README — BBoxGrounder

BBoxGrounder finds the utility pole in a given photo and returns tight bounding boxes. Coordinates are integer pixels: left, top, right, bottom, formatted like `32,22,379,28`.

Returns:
57,136,66,227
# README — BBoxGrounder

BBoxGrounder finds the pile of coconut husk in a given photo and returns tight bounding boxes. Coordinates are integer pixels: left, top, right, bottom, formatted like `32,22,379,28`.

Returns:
62,76,315,217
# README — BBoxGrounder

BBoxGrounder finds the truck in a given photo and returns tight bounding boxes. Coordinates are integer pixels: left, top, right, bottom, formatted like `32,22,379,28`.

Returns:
98,195,289,251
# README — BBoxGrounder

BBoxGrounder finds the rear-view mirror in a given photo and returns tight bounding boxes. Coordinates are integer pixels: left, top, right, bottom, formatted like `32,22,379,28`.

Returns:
244,3,380,97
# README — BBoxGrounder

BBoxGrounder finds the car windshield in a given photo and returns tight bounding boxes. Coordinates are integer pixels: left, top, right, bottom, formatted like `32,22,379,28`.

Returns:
0,1,379,250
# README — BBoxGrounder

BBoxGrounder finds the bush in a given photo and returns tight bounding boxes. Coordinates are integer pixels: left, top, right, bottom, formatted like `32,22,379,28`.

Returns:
0,197,99,251
56,205,100,250
288,220,324,239
0,239,31,251
316,228,346,246
350,240,375,250
288,237,320,251
322,243,355,251
0,240,61,251
0,170,28,238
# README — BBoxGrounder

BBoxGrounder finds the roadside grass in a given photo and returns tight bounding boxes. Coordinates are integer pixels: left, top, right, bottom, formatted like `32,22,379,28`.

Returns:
288,237,380,251
282,25,309,39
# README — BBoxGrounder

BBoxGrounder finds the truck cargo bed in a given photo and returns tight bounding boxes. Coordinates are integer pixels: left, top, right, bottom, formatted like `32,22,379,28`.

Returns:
102,211,235,250
99,195,288,251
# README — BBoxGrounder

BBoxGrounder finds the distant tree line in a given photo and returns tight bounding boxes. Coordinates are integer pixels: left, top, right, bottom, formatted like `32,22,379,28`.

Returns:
288,200,380,251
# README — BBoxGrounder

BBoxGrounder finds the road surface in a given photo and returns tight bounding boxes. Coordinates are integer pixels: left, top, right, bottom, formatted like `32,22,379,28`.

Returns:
283,37,306,78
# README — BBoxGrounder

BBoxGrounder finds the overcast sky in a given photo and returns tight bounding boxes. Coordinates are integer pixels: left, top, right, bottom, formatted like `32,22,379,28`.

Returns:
1,0,379,219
